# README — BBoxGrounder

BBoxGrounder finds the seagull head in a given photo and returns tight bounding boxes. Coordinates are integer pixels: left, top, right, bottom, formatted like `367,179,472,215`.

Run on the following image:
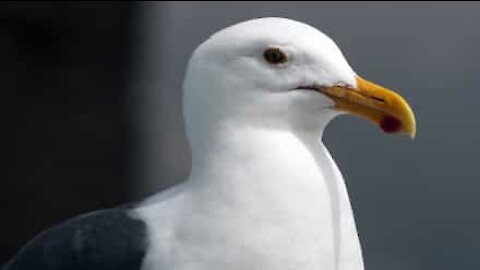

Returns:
183,17,416,139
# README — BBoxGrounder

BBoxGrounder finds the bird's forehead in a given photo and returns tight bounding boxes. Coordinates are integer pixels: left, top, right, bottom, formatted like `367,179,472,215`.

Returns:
207,18,337,52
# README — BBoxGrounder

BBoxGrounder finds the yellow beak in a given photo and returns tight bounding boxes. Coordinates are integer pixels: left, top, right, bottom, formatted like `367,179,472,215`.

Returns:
319,76,416,138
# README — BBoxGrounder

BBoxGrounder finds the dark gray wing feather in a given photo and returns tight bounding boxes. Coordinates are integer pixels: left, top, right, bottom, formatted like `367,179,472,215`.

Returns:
3,208,148,270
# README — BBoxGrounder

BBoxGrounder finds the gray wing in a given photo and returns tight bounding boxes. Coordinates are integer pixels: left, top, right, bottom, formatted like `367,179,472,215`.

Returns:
3,208,148,270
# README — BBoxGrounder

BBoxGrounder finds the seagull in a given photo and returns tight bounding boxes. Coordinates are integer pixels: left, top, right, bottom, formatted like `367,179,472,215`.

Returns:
4,17,416,270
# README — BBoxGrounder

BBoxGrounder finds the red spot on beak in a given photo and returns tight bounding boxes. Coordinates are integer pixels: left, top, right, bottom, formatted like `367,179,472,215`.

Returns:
380,116,402,133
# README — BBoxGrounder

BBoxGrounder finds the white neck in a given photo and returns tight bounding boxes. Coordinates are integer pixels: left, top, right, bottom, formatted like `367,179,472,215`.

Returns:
183,116,363,268
188,123,334,196
183,124,348,267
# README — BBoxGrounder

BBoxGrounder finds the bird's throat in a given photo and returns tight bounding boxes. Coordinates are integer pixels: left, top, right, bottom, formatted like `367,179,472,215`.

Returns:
187,126,338,220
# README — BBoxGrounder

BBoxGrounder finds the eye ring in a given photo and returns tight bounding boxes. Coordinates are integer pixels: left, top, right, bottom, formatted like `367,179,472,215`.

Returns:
263,48,287,64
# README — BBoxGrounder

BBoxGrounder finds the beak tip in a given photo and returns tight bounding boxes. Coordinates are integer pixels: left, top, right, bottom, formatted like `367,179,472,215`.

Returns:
405,122,416,139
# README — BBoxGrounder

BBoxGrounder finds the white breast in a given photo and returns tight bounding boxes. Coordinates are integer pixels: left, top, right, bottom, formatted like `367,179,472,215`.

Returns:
136,128,363,270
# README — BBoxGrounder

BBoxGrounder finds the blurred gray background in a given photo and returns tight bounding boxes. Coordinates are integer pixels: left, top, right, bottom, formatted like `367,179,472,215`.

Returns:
3,2,480,269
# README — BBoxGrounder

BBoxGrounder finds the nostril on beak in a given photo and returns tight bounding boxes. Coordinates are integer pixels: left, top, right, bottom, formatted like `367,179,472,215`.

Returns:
371,96,385,103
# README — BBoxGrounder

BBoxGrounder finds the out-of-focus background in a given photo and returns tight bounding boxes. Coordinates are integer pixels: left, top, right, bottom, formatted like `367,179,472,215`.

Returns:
2,2,480,269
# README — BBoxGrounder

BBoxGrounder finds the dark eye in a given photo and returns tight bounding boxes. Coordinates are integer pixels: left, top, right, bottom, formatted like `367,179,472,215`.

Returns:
263,48,287,64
